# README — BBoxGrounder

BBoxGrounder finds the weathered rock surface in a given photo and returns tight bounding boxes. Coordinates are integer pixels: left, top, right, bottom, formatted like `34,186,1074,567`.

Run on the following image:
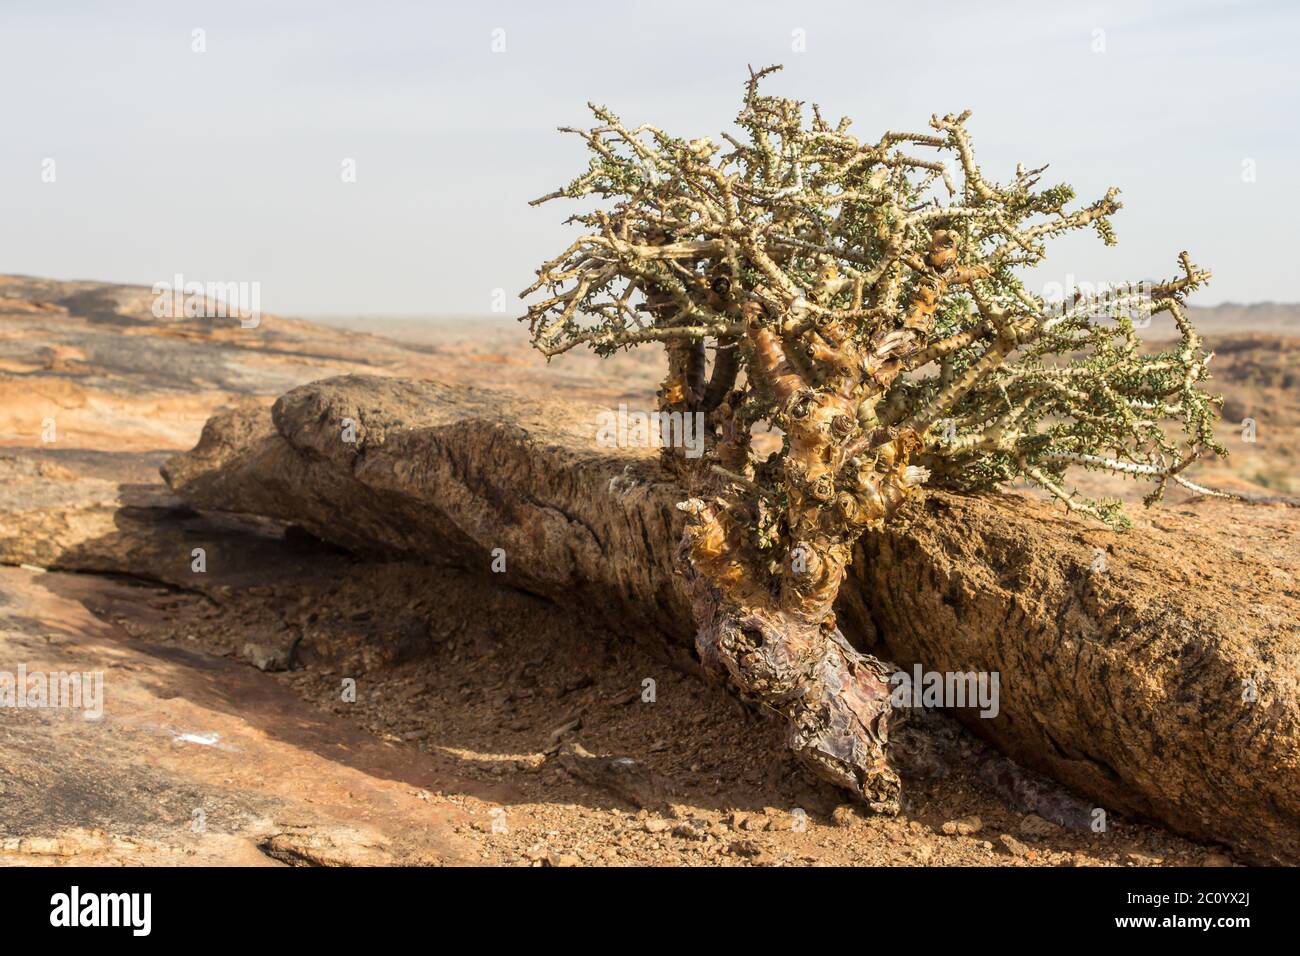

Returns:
0,564,478,866
162,376,696,664
162,373,1300,864
853,495,1300,864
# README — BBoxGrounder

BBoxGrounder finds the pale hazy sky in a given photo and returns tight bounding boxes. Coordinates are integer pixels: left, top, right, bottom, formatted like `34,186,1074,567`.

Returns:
2,0,1296,315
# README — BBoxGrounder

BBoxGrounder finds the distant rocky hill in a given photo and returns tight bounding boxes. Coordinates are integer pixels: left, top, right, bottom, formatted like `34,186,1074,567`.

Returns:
1190,302,1300,333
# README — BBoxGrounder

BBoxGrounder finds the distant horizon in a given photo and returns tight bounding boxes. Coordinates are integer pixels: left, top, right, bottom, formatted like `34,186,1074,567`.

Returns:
298,300,1300,321
9,270,1300,319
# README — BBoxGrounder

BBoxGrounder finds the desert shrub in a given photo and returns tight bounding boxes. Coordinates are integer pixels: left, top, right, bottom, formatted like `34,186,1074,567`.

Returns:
519,66,1223,807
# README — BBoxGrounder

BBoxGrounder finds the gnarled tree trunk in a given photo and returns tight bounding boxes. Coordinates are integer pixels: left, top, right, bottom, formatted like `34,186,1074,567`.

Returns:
684,556,904,811
661,241,973,812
